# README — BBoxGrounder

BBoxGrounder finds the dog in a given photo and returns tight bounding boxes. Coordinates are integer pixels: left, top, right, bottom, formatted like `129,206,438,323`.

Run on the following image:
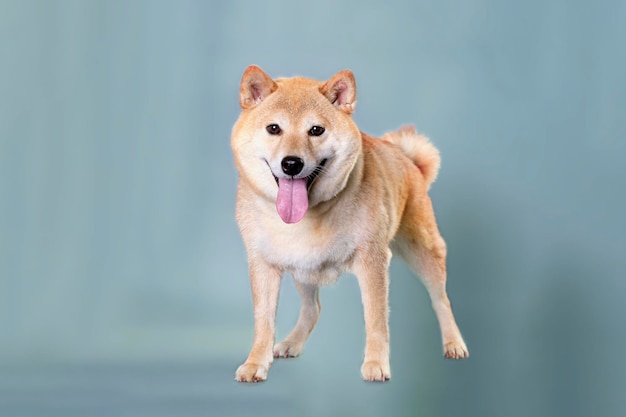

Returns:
231,66,468,382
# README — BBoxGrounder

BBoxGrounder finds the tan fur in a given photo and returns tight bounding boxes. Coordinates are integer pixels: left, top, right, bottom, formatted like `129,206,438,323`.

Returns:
381,125,441,189
232,66,468,383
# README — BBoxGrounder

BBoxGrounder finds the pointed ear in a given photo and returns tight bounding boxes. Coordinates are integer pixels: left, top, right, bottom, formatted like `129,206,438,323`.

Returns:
239,65,278,109
320,69,357,114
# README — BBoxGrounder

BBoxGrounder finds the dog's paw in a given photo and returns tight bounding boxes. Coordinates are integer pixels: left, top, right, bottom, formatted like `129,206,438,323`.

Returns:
235,362,269,382
444,340,469,359
361,360,391,382
273,340,303,358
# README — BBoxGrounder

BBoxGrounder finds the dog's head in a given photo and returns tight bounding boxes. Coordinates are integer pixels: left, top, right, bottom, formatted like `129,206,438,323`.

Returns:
231,66,362,224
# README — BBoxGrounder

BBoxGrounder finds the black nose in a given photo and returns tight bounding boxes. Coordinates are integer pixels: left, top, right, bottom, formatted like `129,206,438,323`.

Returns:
281,156,304,176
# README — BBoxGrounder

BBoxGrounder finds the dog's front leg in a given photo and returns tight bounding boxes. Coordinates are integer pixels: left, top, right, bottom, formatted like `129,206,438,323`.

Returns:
353,247,392,381
235,260,282,382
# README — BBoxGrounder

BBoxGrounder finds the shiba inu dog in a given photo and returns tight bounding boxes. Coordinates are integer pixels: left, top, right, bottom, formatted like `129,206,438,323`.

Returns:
231,66,468,382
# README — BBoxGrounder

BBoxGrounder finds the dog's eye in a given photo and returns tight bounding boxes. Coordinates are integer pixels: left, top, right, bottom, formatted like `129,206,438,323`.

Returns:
266,124,282,135
308,126,325,137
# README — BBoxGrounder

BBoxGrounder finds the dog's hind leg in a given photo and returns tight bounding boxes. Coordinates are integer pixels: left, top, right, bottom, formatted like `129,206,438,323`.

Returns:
395,194,469,360
273,281,321,358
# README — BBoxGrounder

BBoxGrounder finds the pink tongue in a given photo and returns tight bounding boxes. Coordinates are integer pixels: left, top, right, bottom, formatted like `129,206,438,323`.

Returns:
276,178,309,223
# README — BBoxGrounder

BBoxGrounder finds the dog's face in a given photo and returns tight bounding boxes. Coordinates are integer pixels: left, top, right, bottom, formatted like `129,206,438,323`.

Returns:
231,66,362,223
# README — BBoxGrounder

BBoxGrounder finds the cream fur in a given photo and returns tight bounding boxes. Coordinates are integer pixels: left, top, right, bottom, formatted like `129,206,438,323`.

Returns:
231,66,468,383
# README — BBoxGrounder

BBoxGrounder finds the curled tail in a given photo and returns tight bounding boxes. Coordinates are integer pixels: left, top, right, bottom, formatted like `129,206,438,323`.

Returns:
381,125,441,189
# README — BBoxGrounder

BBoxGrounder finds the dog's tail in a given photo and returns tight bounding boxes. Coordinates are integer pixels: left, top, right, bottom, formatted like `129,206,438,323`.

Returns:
382,125,441,189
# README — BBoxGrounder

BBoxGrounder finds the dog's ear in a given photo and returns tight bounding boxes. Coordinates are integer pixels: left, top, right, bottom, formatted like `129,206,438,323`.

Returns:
320,70,357,114
240,65,278,109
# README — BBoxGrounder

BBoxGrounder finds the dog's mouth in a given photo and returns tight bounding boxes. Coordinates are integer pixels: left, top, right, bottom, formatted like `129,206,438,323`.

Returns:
268,158,328,224
271,158,328,191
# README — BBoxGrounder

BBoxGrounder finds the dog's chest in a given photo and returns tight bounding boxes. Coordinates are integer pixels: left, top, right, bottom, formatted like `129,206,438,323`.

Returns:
256,219,358,282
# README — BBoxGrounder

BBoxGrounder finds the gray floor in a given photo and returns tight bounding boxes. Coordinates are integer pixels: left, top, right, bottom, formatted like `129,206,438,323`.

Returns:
1,359,443,417
0,362,295,417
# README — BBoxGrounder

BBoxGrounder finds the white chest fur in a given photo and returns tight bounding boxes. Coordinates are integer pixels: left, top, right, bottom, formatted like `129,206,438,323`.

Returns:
248,211,362,285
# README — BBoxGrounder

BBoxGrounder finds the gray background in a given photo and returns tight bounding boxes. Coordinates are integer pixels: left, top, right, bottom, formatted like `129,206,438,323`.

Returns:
1,0,625,416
